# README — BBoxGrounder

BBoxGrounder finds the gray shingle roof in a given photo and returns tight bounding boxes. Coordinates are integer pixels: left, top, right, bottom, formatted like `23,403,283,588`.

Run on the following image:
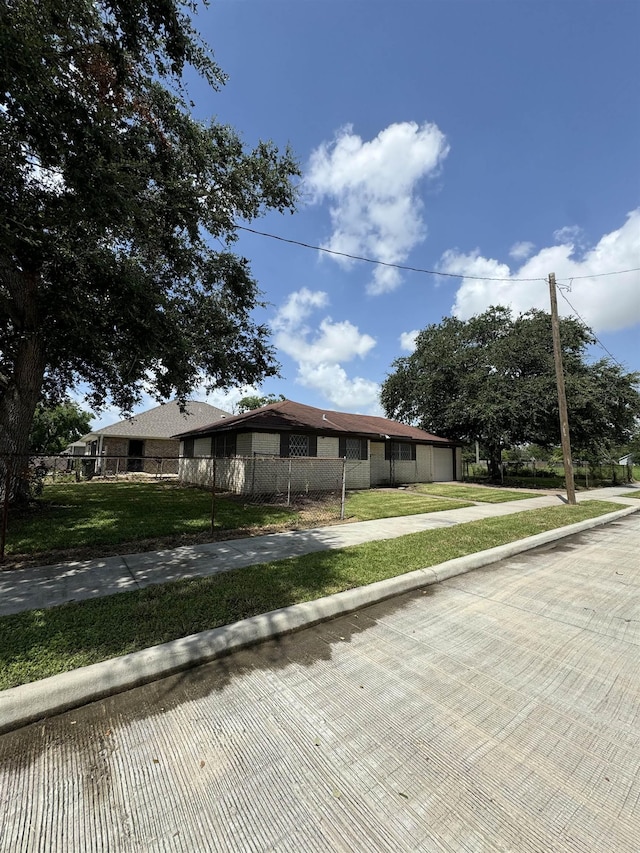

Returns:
84,401,230,440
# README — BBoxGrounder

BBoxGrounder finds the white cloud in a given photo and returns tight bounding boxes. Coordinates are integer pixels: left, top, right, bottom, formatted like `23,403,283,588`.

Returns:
297,363,381,409
307,121,449,295
190,384,259,415
399,330,420,352
442,209,640,333
272,287,329,331
509,241,535,261
552,225,585,246
272,289,380,410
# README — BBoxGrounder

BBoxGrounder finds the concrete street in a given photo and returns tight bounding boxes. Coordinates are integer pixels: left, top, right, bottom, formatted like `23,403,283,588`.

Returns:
1,511,639,851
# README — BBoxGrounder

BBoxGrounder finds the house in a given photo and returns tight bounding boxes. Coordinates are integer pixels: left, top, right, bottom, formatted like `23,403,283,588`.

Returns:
79,400,231,475
175,399,461,491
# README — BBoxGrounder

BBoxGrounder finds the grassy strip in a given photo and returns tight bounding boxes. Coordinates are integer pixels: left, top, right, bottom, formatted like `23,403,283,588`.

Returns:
619,491,640,498
0,500,622,691
412,483,536,503
345,490,472,520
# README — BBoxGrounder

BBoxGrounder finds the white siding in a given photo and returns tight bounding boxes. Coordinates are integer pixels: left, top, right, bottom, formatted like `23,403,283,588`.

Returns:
370,441,389,486
236,432,252,455
317,436,339,458
250,432,280,456
415,444,432,482
345,459,370,489
194,437,211,457
433,447,455,481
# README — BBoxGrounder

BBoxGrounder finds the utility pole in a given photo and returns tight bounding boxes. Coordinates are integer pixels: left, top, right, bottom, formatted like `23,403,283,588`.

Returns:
548,273,576,505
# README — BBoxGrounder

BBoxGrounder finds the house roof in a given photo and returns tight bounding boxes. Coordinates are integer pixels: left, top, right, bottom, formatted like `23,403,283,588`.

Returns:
174,400,459,445
82,401,231,441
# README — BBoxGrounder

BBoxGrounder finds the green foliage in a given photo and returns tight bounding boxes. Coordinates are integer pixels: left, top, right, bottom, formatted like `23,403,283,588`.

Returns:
0,0,300,470
237,393,286,413
29,400,92,454
0,500,622,688
381,306,640,476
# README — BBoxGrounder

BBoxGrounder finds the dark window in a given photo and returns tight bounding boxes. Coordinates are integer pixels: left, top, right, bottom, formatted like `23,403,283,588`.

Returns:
213,434,236,458
127,439,144,472
182,438,194,458
339,437,368,460
280,433,317,458
385,441,416,461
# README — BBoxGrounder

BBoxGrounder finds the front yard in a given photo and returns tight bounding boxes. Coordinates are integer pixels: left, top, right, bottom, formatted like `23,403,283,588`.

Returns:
0,500,623,689
4,480,478,566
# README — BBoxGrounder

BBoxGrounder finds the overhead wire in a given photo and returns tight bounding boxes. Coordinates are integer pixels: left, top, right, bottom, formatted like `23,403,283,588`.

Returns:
236,225,546,282
556,286,626,369
237,224,640,283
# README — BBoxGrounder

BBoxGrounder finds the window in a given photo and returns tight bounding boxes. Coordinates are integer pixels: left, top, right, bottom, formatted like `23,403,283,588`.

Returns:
182,438,194,458
385,441,416,461
289,434,310,457
280,433,318,457
339,437,368,460
213,434,236,458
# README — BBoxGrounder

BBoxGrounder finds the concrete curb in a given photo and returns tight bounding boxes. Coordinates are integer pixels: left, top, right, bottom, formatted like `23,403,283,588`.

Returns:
1,503,638,734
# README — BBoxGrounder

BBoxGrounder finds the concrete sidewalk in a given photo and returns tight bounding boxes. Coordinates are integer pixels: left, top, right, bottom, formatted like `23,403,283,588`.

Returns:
1,486,637,617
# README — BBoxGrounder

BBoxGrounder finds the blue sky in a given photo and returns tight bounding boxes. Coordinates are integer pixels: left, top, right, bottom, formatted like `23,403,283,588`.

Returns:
92,0,639,427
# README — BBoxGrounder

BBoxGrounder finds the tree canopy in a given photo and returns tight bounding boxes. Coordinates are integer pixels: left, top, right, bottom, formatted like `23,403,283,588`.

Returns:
237,393,286,413
0,0,300,490
380,306,640,476
29,400,93,455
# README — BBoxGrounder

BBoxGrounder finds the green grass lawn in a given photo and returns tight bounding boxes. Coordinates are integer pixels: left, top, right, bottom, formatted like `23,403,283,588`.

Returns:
345,490,472,520
412,483,536,503
5,481,297,558
5,481,473,564
0,500,622,690
619,491,640,498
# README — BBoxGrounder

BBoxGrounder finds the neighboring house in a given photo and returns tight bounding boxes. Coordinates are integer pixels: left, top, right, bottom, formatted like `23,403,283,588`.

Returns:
175,399,461,491
79,400,230,475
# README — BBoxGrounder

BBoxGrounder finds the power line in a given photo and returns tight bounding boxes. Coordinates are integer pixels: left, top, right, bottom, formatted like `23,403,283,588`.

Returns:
557,267,640,281
237,224,640,283
236,225,546,282
557,287,625,369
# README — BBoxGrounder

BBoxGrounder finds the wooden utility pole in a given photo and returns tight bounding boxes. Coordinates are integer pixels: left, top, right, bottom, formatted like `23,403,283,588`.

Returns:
548,273,576,504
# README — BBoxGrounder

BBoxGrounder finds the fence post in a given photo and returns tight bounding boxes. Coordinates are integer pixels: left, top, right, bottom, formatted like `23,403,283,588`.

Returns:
1,458,12,563
286,457,292,506
210,457,217,535
251,452,257,497
340,456,347,520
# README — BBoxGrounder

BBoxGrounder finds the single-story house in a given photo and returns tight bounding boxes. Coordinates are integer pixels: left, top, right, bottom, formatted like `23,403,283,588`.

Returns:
78,400,231,474
175,399,462,492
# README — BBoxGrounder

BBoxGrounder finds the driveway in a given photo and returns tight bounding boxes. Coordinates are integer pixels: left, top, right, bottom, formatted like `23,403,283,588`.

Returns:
1,514,639,851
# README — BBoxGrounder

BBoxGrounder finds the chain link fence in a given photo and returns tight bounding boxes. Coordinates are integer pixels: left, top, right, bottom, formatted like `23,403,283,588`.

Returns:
180,454,348,525
462,458,635,487
0,453,349,561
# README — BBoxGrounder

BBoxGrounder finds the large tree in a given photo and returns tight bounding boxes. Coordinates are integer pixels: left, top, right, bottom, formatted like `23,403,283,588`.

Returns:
0,0,299,496
237,393,286,413
29,400,93,455
381,306,640,478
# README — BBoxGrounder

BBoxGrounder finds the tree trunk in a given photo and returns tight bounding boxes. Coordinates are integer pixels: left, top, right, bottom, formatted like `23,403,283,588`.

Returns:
487,445,503,482
0,270,47,504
